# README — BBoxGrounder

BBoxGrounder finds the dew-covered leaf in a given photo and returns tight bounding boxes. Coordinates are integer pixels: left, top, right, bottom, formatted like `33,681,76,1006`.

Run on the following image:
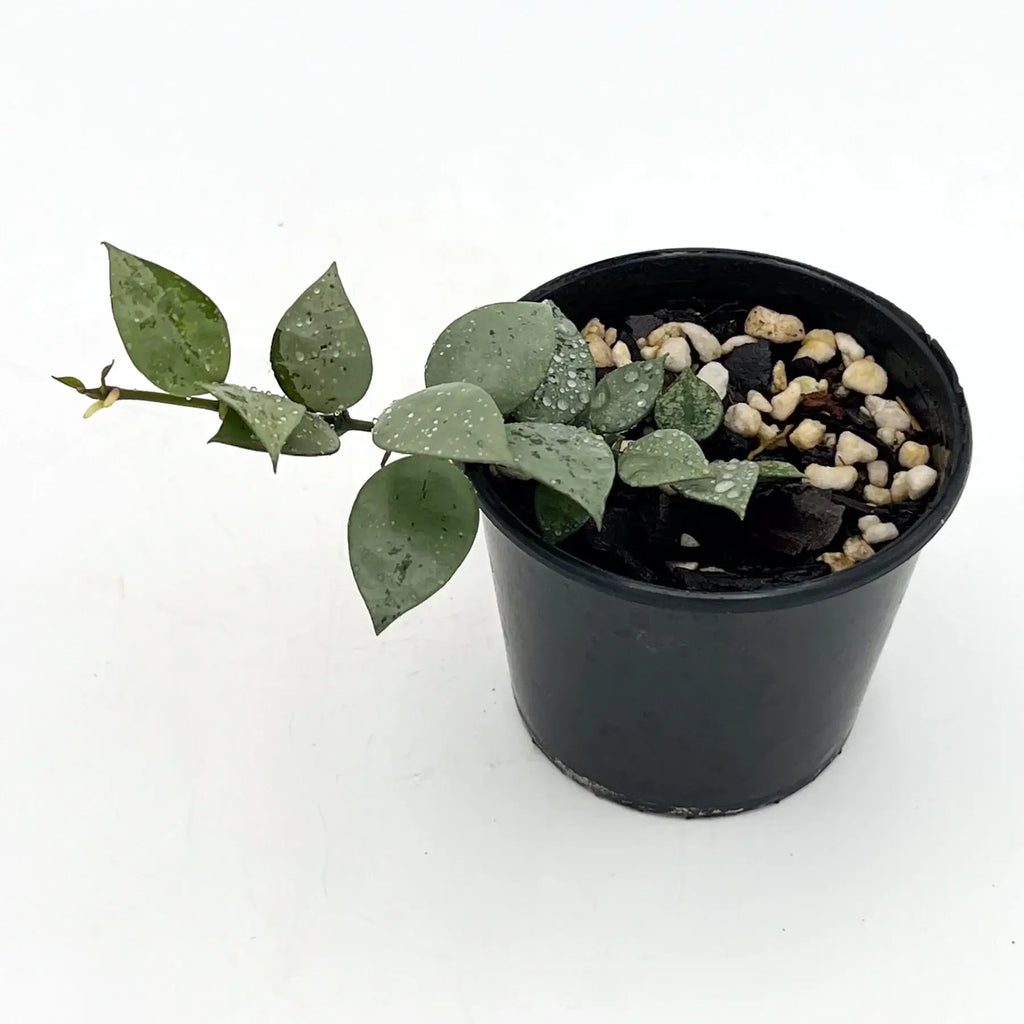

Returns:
424,301,557,414
271,263,372,414
654,368,723,440
587,358,665,434
209,408,340,457
673,459,759,519
617,429,710,488
204,383,305,470
533,484,590,544
371,382,511,463
502,422,614,527
104,244,231,397
755,460,805,482
348,456,479,634
512,303,595,424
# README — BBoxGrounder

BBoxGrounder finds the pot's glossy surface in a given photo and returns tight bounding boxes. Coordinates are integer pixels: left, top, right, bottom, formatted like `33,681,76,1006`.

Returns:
472,249,971,815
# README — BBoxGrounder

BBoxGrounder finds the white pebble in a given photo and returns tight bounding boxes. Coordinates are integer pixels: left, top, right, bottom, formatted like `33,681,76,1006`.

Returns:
639,344,661,361
679,533,699,548
588,336,615,368
843,535,875,562
890,471,910,502
721,334,757,354
681,323,722,362
647,322,685,347
747,390,773,414
723,402,762,438
770,381,802,421
805,464,858,491
792,375,827,395
771,360,788,394
696,361,729,398
835,332,866,367
823,432,837,449
842,358,888,395
745,305,805,343
858,514,882,533
876,427,907,449
862,521,899,545
821,551,856,573
866,460,889,487
604,327,618,346
863,485,892,505
672,561,700,571
794,329,837,364
906,464,938,499
789,418,827,450
757,422,781,445
865,395,913,431
898,441,930,468
659,337,692,372
836,430,879,465
610,341,632,367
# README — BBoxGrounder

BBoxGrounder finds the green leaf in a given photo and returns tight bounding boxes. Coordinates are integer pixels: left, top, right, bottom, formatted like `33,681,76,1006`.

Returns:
371,382,511,463
755,460,805,482
502,422,614,528
617,429,710,488
271,263,372,413
512,304,595,424
673,459,759,519
348,456,479,634
53,375,86,392
204,383,305,470
587,358,665,434
209,409,340,457
534,484,590,544
103,243,230,397
424,301,558,414
654,369,724,441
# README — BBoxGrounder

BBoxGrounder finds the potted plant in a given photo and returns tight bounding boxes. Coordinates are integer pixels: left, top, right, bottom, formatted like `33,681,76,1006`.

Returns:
57,245,971,815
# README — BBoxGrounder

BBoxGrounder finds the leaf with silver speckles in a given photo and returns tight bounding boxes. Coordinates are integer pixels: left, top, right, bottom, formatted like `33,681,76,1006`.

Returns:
512,303,596,424
588,358,665,434
424,302,558,414
348,456,479,634
673,459,759,519
617,429,710,488
534,484,590,544
372,382,511,463
271,263,372,414
104,243,230,397
654,369,723,440
209,409,340,457
204,383,305,470
755,460,805,482
501,422,614,527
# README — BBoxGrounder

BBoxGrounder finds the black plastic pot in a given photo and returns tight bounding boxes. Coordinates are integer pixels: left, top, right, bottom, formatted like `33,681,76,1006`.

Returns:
471,248,971,816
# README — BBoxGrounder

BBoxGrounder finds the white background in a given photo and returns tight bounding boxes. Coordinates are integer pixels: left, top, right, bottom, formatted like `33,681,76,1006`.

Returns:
2,1,1022,1020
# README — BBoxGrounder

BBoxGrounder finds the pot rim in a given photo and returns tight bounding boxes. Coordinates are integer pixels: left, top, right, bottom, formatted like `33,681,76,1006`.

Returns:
469,247,972,613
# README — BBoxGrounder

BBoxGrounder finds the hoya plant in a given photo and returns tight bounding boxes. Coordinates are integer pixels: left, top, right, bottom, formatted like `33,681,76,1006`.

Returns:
57,246,791,633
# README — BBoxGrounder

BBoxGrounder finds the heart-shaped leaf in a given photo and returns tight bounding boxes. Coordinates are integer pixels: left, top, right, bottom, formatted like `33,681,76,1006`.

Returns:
424,302,557,414
534,484,590,544
617,429,710,488
512,304,596,424
501,422,614,527
209,408,340,457
271,263,372,414
588,358,665,434
204,383,305,470
371,382,511,463
654,368,723,440
673,459,759,519
755,460,805,482
348,456,479,634
104,243,230,397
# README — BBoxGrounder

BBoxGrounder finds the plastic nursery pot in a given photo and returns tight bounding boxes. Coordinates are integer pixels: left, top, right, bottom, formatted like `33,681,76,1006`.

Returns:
469,248,971,816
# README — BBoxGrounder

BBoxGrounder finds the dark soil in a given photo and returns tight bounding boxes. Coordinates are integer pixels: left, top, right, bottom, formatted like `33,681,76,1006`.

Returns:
490,305,939,591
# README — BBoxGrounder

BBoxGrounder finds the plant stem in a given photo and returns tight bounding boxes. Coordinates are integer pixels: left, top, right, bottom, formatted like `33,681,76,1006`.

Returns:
82,386,220,411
